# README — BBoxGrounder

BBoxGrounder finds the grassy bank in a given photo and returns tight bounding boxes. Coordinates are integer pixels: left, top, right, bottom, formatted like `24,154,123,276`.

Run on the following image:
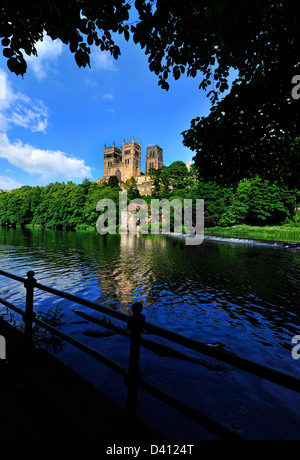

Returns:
4,222,300,243
205,224,300,243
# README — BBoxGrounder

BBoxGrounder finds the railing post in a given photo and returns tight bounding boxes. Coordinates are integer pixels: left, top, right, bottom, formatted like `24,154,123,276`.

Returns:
125,301,145,424
23,270,36,353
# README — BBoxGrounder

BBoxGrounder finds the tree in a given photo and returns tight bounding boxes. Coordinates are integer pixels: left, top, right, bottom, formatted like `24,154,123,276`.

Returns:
167,161,193,195
132,1,300,100
182,78,300,186
0,0,131,76
2,1,300,183
133,0,300,184
124,176,140,200
107,175,120,188
149,161,196,198
186,180,233,226
4,1,299,100
219,177,298,226
148,165,170,198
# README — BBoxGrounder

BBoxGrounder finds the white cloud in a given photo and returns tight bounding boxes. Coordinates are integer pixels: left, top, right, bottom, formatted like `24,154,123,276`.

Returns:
0,62,92,186
26,33,63,80
0,74,6,99
0,69,49,133
0,133,92,181
0,176,23,191
91,50,118,72
84,77,98,88
102,93,114,100
5,93,48,133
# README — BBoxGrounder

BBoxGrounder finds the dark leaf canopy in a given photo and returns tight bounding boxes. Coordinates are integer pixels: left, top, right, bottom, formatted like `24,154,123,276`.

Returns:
132,0,300,101
4,0,300,97
182,75,300,186
0,0,131,75
2,1,300,184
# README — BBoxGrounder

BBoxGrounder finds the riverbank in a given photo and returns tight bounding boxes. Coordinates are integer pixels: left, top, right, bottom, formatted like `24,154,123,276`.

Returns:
205,224,300,243
0,317,163,441
7,223,300,244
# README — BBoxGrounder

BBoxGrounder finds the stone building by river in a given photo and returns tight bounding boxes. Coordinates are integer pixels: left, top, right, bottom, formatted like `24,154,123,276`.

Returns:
96,137,163,195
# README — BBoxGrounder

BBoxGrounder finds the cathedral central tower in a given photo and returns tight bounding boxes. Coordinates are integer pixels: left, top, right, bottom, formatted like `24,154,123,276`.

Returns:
98,137,163,195
103,137,141,183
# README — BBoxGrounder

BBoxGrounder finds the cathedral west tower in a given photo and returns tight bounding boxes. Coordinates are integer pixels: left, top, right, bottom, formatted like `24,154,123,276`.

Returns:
97,137,163,195
103,137,141,183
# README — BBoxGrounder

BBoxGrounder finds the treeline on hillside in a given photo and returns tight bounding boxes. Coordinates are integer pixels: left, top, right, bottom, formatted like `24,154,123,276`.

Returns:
0,179,122,230
148,161,300,227
0,162,299,230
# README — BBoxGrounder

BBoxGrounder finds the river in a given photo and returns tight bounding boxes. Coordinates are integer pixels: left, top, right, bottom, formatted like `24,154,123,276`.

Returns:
0,226,300,439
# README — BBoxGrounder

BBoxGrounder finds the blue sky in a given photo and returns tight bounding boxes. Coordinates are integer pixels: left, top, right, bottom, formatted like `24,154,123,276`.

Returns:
0,31,213,191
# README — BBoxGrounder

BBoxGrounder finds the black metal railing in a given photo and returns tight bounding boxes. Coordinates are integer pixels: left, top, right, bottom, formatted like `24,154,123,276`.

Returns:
1,268,300,440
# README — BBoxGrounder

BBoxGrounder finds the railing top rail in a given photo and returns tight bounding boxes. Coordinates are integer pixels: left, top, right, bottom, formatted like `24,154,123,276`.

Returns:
1,268,300,395
2,267,300,439
0,269,25,284
0,267,131,323
0,297,24,316
34,280,130,323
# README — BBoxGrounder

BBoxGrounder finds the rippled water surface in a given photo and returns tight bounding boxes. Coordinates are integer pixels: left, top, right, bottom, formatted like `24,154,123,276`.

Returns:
0,227,300,439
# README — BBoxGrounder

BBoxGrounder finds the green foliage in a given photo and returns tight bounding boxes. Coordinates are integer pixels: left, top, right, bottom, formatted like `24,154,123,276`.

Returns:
148,161,196,199
148,166,170,199
206,224,300,243
0,172,298,231
219,177,298,226
31,181,81,229
186,180,233,226
124,176,140,200
148,165,299,227
4,0,296,105
107,175,120,189
0,186,42,226
218,200,248,227
236,177,297,224
0,179,120,230
83,182,120,228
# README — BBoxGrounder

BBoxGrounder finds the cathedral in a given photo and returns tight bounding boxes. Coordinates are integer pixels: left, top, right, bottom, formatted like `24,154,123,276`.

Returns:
96,137,163,195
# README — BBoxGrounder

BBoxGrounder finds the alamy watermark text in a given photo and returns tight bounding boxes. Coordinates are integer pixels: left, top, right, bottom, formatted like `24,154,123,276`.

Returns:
96,191,204,245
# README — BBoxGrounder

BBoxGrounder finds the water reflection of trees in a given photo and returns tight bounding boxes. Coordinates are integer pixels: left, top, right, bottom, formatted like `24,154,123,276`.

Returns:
96,233,168,309
1,227,299,337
